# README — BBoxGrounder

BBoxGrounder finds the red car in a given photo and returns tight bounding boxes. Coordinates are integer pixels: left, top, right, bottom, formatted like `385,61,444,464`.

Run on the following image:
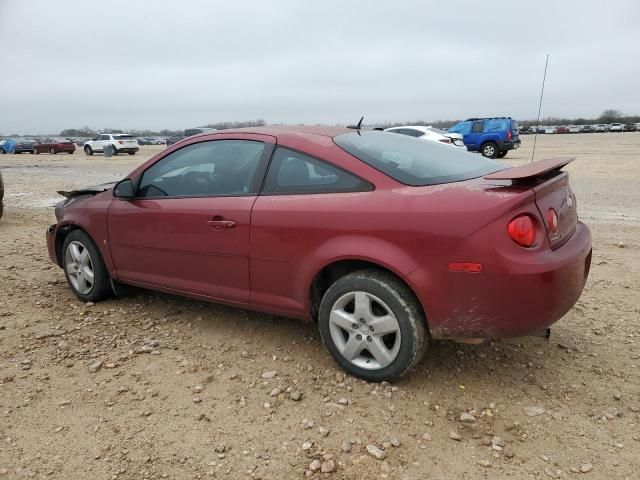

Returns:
46,127,592,381
33,138,76,155
556,126,569,134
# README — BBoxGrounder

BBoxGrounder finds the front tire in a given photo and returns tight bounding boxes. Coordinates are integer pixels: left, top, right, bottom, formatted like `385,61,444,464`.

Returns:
318,270,427,382
32,148,39,155
481,142,499,158
50,148,56,155
84,146,93,156
62,230,112,302
128,151,135,155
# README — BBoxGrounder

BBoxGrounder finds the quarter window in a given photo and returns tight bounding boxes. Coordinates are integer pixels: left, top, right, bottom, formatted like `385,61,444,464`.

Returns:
137,140,266,198
262,147,371,194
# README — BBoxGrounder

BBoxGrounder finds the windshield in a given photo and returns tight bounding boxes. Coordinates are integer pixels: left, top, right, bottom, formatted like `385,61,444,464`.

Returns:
334,131,505,186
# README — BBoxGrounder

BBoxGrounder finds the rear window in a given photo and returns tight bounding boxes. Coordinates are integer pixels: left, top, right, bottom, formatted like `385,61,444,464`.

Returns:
114,134,135,139
334,131,504,186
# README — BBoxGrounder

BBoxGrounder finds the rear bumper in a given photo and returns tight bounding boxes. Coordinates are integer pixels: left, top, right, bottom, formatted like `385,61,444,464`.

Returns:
411,221,592,339
499,139,521,151
115,147,139,153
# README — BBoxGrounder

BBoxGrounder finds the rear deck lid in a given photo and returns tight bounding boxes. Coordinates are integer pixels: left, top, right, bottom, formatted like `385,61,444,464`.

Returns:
485,158,577,249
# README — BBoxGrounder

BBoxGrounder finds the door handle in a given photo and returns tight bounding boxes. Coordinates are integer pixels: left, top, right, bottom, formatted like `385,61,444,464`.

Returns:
207,219,236,229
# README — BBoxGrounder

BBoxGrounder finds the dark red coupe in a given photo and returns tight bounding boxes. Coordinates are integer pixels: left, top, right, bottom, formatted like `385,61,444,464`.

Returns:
46,127,591,381
33,138,76,155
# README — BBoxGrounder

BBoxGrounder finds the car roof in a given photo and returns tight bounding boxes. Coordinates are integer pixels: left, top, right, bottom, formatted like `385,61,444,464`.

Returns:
193,125,353,140
386,125,432,132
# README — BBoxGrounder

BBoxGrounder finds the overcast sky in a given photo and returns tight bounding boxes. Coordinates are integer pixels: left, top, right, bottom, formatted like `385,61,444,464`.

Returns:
1,0,639,134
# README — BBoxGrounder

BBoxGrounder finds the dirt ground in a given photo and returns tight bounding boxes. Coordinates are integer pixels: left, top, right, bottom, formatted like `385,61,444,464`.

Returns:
0,133,639,480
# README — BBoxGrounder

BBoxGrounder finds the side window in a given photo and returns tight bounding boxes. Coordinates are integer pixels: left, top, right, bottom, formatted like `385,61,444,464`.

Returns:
100,134,110,141
262,147,371,195
471,121,485,133
137,140,266,198
406,129,424,137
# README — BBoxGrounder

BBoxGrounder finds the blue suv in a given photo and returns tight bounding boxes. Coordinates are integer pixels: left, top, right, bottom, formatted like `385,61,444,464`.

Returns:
448,117,521,158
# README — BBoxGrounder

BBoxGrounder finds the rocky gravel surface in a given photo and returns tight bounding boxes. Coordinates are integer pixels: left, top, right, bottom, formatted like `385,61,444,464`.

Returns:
0,135,639,479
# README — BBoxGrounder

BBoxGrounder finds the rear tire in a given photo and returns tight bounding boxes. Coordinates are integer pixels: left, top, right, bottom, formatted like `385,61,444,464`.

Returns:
318,269,428,382
496,150,508,158
62,230,112,302
50,148,56,155
128,152,135,155
481,142,499,158
32,148,39,155
84,146,93,156
112,145,118,155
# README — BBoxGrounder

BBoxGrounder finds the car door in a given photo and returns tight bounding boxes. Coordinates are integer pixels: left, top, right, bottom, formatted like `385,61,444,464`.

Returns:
97,134,110,151
107,136,274,303
464,121,485,150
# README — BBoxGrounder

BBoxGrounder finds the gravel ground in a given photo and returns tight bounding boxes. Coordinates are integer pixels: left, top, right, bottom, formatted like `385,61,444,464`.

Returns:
0,133,639,479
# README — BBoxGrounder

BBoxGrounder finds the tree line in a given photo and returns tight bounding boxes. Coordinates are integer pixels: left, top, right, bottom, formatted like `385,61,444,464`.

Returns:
3,110,638,138
375,110,639,130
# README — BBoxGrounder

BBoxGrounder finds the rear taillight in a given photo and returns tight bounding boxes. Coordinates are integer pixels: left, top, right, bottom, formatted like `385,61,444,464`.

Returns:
547,208,558,233
438,138,451,144
118,140,124,144
507,130,512,141
507,214,537,247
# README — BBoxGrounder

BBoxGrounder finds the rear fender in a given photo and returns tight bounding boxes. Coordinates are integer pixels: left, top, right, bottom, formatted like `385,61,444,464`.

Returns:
298,235,430,314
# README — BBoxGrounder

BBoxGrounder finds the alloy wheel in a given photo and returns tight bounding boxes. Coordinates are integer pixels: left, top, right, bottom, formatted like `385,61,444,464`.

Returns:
328,291,401,370
65,241,95,295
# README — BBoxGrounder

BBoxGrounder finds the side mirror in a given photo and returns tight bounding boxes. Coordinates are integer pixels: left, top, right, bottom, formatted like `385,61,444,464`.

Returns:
114,179,135,199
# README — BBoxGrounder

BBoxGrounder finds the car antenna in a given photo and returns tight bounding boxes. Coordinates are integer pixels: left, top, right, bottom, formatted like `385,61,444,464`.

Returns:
347,116,364,130
531,54,549,163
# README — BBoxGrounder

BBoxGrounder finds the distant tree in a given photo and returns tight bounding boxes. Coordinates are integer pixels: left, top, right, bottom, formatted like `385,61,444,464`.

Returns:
599,109,623,123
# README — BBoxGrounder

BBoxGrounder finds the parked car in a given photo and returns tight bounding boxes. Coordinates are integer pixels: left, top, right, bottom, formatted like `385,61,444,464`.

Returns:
33,138,76,154
84,134,139,156
0,139,15,154
555,126,569,134
592,124,607,133
579,125,592,133
153,138,166,145
0,167,4,219
46,126,592,381
635,123,640,131
544,126,557,134
11,138,37,153
448,117,521,158
623,123,637,132
166,128,218,146
609,123,623,132
137,138,150,146
567,125,580,134
384,125,465,148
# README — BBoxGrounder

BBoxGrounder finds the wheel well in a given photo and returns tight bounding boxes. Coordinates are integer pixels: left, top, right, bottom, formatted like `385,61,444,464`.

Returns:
54,224,82,266
309,260,427,325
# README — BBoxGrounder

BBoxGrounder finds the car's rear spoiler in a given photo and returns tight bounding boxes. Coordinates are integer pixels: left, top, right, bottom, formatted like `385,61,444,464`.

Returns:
484,157,575,180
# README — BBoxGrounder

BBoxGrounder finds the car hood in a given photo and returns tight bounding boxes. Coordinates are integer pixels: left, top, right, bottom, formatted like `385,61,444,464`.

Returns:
57,181,117,199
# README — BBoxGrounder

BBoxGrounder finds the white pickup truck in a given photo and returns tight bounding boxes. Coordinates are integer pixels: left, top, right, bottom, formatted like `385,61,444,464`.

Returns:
83,134,139,156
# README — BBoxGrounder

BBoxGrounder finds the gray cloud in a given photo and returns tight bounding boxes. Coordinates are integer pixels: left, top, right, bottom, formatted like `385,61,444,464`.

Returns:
1,0,639,134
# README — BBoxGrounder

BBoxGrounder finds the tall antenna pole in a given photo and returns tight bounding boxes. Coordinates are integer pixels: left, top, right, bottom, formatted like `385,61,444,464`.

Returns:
531,54,549,162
